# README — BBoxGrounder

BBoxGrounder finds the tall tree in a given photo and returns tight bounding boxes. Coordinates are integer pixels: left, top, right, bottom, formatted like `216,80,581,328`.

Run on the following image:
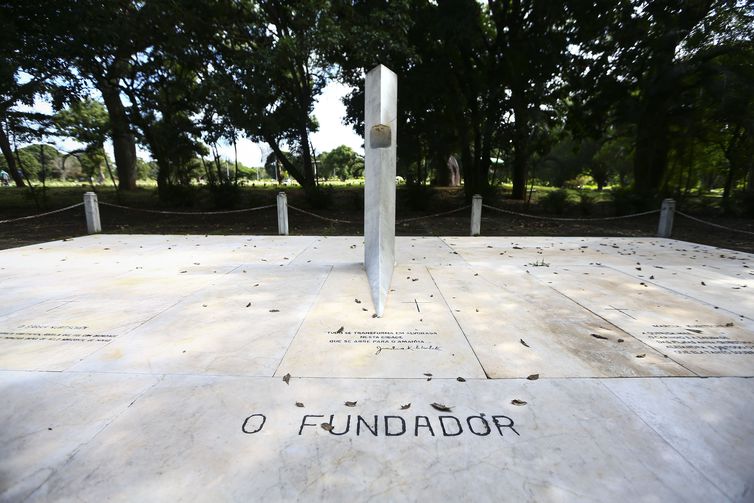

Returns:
209,0,337,193
568,0,753,197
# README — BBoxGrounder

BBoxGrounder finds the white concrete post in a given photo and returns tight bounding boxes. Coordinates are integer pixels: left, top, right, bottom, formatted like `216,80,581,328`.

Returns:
657,198,675,238
83,192,101,234
471,194,482,236
364,64,398,317
277,192,289,236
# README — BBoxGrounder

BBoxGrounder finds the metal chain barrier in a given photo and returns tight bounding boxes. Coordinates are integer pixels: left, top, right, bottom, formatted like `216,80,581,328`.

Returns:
676,211,754,236
482,203,659,222
0,202,84,224
99,201,276,215
287,204,358,224
397,205,471,224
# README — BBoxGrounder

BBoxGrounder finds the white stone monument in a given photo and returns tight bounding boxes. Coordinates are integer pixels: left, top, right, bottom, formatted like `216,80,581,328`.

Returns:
364,64,397,317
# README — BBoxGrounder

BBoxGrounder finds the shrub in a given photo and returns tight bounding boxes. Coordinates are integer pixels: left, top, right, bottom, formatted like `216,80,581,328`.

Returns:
610,187,654,216
540,189,571,215
305,186,333,210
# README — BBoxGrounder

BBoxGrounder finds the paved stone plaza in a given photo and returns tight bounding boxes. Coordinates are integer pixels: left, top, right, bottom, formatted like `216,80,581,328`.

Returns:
1,234,752,501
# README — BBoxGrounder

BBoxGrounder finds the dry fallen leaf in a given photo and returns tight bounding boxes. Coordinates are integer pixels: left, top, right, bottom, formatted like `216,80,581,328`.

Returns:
295,402,304,408
590,333,609,340
511,399,527,406
527,374,539,380
520,339,530,348
345,401,357,407
321,423,334,432
400,403,411,410
431,402,453,412
283,373,291,385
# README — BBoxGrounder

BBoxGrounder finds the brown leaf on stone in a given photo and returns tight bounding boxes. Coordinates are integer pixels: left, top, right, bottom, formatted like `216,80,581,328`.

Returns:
400,403,411,410
344,401,357,407
321,423,334,432
295,402,304,408
511,399,527,406
431,402,453,412
282,373,291,384
457,377,466,382
636,354,646,358
527,374,539,380
520,339,530,348
590,333,609,340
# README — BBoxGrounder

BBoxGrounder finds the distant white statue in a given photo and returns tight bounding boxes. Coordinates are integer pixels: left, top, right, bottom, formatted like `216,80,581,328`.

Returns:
448,155,461,186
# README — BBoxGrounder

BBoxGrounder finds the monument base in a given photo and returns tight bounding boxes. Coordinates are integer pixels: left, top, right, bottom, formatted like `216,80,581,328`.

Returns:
1,235,752,501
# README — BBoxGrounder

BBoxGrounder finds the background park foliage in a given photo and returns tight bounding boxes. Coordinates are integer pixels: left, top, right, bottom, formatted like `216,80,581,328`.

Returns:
1,0,752,215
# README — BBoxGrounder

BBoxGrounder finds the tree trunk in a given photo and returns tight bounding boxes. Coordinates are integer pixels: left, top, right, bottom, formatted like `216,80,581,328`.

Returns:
265,137,305,186
633,107,669,197
98,81,137,190
298,124,315,190
0,124,24,187
511,100,528,200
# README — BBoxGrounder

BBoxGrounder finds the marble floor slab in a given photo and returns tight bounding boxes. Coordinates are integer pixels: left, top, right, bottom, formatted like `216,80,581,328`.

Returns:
1,235,753,502
606,263,754,319
430,265,692,378
3,373,750,502
277,264,487,378
529,265,754,376
72,266,331,376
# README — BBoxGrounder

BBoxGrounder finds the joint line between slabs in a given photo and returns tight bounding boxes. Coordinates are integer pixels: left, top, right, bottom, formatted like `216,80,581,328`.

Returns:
426,266,489,378
528,270,699,377
271,264,334,377
599,381,732,500
287,236,323,265
602,264,752,323
438,237,473,267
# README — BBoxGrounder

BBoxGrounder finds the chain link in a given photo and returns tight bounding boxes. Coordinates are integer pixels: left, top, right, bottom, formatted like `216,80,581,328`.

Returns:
0,203,84,224
99,202,276,215
482,204,659,222
397,205,471,224
287,205,358,224
676,211,754,236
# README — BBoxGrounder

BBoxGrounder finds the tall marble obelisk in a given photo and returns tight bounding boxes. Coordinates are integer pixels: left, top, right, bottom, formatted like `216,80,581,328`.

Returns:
364,64,397,317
